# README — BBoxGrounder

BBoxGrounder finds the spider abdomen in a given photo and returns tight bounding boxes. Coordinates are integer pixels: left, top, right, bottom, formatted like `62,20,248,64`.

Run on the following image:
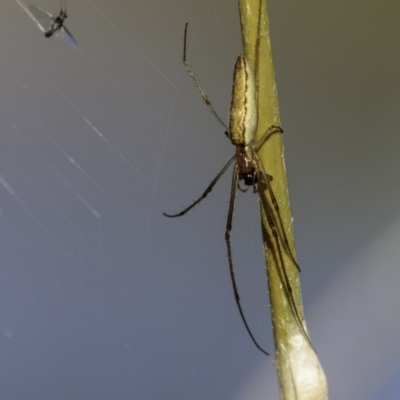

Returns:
229,56,257,147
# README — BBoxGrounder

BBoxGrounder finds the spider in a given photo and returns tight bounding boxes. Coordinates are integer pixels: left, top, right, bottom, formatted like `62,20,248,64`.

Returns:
164,10,307,356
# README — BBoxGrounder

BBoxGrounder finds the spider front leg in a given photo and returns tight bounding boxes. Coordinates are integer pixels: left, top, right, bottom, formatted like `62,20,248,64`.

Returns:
183,23,228,132
225,164,269,356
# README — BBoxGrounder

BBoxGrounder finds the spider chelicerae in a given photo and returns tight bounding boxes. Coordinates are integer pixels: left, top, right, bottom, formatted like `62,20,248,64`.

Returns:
164,5,308,356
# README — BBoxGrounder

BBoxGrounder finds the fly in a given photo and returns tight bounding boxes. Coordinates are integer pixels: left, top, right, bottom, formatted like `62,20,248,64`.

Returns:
17,1,77,47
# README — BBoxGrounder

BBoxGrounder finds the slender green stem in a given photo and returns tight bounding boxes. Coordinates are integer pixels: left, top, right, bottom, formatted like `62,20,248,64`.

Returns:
238,1,328,399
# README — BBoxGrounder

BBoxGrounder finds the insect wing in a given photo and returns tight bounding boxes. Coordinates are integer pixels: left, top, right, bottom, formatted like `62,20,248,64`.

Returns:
26,4,54,33
55,26,78,47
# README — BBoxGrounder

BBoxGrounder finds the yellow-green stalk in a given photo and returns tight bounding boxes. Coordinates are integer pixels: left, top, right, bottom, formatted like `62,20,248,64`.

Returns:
237,0,328,398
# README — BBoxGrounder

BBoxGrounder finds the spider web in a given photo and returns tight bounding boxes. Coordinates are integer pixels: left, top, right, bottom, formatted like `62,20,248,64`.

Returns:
0,1,266,400
2,0,177,255
1,1,400,400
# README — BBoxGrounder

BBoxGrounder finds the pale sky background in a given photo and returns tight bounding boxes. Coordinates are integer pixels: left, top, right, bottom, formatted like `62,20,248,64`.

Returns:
0,0,400,399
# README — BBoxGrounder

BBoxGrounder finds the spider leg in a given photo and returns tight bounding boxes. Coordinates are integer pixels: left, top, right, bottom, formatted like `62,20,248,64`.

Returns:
225,165,269,356
254,0,263,94
254,153,300,272
163,155,235,218
256,168,314,350
254,125,283,153
183,23,229,132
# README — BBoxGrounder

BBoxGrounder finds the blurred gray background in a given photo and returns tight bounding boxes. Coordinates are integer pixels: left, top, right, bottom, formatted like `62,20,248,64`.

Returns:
0,0,399,399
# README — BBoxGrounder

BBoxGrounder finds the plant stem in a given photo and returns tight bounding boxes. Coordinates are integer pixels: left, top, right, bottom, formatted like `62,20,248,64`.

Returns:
237,1,328,399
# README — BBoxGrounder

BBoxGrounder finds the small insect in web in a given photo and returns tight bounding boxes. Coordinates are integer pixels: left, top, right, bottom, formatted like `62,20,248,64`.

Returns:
17,0,77,47
164,16,309,355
